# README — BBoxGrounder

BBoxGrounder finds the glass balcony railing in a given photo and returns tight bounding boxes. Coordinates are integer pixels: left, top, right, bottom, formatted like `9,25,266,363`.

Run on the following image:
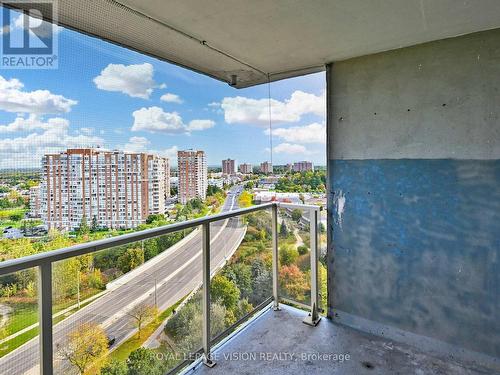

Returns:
0,202,321,375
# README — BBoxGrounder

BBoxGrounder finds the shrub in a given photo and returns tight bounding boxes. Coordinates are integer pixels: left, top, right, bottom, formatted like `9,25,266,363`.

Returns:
297,245,309,255
279,245,299,266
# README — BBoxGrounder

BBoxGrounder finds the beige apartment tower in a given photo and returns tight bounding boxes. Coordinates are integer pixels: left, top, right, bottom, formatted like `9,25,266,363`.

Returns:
40,148,170,230
260,161,273,174
222,158,236,175
178,150,207,204
239,163,253,174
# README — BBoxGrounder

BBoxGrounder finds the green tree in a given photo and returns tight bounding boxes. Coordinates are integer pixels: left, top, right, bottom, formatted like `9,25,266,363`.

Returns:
279,220,288,237
101,360,128,375
297,245,309,255
77,216,90,236
91,216,99,232
210,275,240,311
319,222,326,233
127,348,163,375
291,209,302,223
223,263,253,300
280,245,299,266
146,214,165,224
117,247,144,273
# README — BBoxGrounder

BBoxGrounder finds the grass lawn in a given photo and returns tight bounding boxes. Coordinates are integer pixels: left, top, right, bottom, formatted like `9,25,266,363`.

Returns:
1,289,102,336
108,298,184,362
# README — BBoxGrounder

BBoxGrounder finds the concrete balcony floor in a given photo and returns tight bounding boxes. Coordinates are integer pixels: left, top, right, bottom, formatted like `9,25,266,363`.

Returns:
189,304,492,375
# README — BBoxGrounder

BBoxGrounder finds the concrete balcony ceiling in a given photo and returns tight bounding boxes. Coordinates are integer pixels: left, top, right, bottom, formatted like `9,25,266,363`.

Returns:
9,0,500,87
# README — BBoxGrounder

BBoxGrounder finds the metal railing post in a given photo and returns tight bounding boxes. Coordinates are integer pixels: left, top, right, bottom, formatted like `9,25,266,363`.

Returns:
202,223,215,367
38,262,53,374
271,204,280,311
303,208,321,326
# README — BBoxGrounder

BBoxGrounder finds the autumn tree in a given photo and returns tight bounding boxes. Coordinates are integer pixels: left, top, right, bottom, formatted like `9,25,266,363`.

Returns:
117,247,144,273
127,302,158,338
279,264,309,302
58,322,108,374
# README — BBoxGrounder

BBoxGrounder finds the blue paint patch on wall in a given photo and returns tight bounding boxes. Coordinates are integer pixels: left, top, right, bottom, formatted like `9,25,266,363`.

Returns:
329,159,500,358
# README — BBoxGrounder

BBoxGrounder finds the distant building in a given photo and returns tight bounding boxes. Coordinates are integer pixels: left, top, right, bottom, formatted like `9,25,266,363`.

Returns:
29,186,40,217
40,148,170,230
222,158,236,175
208,178,224,189
178,150,207,204
260,161,273,174
239,163,253,174
293,161,314,172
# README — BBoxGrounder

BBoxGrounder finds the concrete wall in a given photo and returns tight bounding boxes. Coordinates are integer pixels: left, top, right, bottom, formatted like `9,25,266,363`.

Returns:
327,29,500,360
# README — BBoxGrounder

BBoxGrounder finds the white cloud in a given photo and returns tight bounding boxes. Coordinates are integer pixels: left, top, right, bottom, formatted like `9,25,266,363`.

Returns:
266,122,326,144
0,114,68,133
0,125,104,168
123,136,150,152
220,90,325,126
187,119,215,131
93,63,158,99
0,75,77,114
131,106,214,134
160,93,183,104
163,145,179,161
119,137,178,163
273,143,311,155
131,106,185,133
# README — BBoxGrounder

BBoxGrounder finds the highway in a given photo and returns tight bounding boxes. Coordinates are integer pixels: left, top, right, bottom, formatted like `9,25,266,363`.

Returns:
0,185,247,375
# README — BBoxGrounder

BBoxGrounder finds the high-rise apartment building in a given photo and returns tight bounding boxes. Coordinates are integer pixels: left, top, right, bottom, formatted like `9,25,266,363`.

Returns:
239,163,253,174
222,158,236,175
40,148,170,230
293,161,314,172
260,161,273,174
29,186,40,218
178,150,207,204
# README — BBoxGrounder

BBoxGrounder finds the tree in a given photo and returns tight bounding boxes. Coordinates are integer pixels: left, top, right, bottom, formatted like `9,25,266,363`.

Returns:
223,263,253,299
77,216,90,236
117,247,144,273
101,359,128,375
279,220,288,237
319,222,326,233
210,274,240,311
279,264,309,302
58,322,108,374
127,303,158,338
238,191,253,207
127,348,163,375
280,245,299,266
91,216,99,232
297,245,309,255
291,209,302,223
146,214,165,224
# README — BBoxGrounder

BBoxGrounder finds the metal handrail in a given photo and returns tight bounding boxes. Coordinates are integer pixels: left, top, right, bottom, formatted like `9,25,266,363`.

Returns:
0,203,275,275
0,201,321,374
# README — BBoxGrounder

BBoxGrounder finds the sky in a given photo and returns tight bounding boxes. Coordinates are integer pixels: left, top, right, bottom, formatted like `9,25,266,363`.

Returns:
0,10,326,169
